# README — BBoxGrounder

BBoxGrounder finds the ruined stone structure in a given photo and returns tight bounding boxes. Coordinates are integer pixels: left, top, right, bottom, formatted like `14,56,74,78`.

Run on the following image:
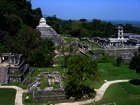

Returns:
89,49,138,63
28,72,66,102
70,40,91,54
91,26,140,49
36,18,64,46
0,53,31,84
71,38,138,63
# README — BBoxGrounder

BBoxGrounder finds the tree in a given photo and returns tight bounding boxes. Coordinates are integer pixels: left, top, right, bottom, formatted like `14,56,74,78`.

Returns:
116,57,123,67
129,53,140,73
14,25,41,63
129,54,138,70
0,43,8,53
0,0,42,51
0,0,56,67
31,38,55,67
65,55,99,99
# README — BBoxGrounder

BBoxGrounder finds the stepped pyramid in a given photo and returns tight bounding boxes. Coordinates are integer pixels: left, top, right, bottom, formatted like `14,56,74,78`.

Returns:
36,18,64,46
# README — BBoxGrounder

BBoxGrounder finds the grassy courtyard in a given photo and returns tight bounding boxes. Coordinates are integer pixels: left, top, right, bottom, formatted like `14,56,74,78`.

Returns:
0,88,16,105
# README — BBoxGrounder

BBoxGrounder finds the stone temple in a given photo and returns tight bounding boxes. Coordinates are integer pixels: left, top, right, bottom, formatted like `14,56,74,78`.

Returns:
36,18,64,46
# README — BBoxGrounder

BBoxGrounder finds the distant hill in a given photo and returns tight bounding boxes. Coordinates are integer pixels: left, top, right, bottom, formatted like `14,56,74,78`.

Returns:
107,20,140,28
87,19,140,28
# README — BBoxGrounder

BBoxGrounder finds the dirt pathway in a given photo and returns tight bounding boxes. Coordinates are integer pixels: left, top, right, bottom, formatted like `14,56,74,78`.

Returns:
0,80,129,105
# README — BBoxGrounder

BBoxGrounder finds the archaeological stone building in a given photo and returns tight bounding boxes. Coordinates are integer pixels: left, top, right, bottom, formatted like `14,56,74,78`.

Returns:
36,18,64,46
71,26,140,62
91,26,140,49
0,53,31,84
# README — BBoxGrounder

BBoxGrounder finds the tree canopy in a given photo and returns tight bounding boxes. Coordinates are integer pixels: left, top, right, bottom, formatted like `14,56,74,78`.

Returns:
65,55,99,99
46,16,140,38
129,53,140,73
0,0,55,67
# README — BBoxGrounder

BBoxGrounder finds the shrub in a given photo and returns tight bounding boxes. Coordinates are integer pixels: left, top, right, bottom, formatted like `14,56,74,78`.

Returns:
116,56,123,67
129,54,140,73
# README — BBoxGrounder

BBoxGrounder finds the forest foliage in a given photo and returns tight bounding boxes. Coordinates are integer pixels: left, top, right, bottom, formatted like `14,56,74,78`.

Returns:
0,0,55,67
46,15,140,38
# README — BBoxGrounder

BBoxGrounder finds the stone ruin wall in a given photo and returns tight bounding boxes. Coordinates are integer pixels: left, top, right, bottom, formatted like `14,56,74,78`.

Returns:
105,49,138,62
0,53,33,84
78,38,138,63
90,48,138,63
28,72,67,102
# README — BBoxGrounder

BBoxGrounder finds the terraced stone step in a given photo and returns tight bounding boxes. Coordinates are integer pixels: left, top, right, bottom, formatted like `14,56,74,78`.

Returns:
0,67,7,84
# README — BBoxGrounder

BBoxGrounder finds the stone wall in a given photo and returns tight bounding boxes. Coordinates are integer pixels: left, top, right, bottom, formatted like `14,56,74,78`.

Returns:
89,48,138,63
38,89,65,94
28,71,66,102
33,96,67,102
105,49,138,62
72,39,138,63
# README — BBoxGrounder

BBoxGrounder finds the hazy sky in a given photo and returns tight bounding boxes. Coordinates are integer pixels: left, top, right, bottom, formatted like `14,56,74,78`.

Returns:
32,0,140,21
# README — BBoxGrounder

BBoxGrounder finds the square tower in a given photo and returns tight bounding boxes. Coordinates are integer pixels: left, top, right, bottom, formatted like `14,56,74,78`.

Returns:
115,25,124,39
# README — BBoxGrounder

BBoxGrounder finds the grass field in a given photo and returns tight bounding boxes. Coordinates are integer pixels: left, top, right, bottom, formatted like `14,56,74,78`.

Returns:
92,63,140,89
0,88,16,105
119,82,140,95
92,83,140,105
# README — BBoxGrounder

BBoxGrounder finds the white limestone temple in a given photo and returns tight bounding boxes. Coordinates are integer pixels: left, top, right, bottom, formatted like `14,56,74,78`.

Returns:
36,18,64,45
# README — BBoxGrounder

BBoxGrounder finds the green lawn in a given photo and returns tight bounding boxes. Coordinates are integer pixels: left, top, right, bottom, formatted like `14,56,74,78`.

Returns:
93,83,140,105
39,73,61,90
39,76,49,90
119,82,140,95
0,88,16,105
93,63,140,89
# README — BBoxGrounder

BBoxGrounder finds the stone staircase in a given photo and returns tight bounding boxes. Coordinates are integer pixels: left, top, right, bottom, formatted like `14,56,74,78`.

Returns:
0,67,7,84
